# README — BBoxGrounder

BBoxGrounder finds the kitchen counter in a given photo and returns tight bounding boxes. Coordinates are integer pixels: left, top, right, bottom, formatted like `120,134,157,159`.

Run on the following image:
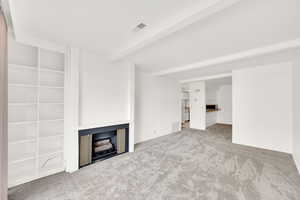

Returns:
206,109,220,113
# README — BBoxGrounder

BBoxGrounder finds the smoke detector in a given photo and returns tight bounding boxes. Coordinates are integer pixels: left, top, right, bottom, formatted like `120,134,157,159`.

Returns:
133,23,147,32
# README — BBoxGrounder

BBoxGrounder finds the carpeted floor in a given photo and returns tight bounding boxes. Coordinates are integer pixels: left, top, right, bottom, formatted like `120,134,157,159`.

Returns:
8,125,300,200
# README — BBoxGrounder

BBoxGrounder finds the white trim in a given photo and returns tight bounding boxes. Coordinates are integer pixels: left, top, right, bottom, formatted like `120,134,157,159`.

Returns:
111,0,242,61
216,122,232,125
36,47,40,178
8,64,37,70
64,47,79,173
152,38,300,76
180,73,232,84
78,120,131,131
128,64,135,152
8,176,35,189
15,33,66,53
8,156,35,165
294,155,300,174
0,11,8,196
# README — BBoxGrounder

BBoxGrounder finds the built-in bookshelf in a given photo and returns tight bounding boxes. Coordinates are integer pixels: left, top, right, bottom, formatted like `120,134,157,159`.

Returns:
8,39,65,187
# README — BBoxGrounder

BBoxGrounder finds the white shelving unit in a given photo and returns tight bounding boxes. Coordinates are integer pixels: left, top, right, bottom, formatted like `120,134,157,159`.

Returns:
8,39,65,187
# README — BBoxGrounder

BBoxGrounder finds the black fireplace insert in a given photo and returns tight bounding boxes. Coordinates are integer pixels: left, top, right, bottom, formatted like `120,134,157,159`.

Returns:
78,123,129,168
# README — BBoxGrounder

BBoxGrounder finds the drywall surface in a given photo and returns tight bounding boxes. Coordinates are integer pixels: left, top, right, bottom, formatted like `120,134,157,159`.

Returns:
135,69,180,143
217,85,232,124
206,86,218,105
190,81,206,130
293,60,300,172
233,63,293,153
79,50,131,128
0,12,8,200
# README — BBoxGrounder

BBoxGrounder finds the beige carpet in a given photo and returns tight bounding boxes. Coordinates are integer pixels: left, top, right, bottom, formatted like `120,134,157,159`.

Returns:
8,125,300,200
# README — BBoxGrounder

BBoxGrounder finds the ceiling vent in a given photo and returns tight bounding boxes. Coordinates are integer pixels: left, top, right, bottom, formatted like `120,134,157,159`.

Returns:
133,23,147,32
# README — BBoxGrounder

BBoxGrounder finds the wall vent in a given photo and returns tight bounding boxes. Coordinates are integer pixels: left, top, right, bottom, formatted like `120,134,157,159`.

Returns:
133,23,147,32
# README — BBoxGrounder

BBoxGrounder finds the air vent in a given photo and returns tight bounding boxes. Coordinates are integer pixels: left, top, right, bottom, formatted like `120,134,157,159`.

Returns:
133,23,147,32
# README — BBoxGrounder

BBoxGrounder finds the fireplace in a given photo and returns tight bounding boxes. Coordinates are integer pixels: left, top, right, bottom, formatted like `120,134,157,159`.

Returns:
79,124,129,168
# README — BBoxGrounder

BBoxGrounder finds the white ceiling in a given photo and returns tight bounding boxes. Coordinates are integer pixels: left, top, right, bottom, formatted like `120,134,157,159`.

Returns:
170,48,300,83
9,0,222,57
181,76,232,91
128,0,300,75
206,77,232,89
8,0,300,81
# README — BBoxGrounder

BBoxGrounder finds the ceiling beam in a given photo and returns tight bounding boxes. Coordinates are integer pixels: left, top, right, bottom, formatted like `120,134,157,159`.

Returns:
111,0,243,61
180,73,232,84
152,38,300,76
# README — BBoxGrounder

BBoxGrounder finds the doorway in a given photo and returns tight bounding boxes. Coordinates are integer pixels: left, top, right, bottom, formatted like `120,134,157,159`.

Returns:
181,76,233,136
181,89,190,129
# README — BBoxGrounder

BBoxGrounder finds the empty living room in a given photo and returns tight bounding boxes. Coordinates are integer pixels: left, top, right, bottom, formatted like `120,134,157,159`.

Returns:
1,0,300,199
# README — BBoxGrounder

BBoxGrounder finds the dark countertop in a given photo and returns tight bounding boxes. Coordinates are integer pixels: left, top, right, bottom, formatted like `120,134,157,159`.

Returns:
206,109,220,113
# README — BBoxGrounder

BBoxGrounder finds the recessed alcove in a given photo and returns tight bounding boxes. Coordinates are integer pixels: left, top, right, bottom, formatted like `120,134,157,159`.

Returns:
7,38,66,187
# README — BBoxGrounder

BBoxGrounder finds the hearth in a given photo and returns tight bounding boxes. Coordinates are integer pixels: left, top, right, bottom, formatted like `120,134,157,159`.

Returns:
79,124,129,168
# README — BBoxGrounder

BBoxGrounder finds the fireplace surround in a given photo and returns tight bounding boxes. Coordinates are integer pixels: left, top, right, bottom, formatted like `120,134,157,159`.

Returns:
79,124,129,168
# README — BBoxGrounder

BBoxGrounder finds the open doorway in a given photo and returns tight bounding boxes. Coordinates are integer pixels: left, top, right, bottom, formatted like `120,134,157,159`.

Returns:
205,77,232,128
180,76,233,140
181,85,190,129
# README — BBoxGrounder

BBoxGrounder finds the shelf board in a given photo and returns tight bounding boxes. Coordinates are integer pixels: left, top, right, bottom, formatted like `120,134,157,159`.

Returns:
40,68,64,74
8,121,38,125
8,103,37,106
9,64,38,70
8,119,64,125
9,139,36,145
39,119,64,122
8,156,36,165
39,85,64,89
8,102,63,106
8,84,38,88
8,84,64,89
39,150,63,158
39,135,64,140
39,102,64,105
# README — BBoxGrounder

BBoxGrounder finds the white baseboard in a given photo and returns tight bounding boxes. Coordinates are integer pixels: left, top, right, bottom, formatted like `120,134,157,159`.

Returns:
293,155,300,174
217,121,232,125
78,120,131,130
232,139,292,154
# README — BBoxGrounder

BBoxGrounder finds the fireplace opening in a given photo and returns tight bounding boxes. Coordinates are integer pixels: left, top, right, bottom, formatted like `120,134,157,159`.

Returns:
92,131,117,161
79,123,129,168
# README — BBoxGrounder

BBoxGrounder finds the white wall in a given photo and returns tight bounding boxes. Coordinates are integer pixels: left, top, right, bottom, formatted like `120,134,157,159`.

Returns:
67,50,135,172
206,86,218,105
0,12,8,200
190,81,206,130
135,69,180,143
205,83,232,127
233,63,293,153
293,60,300,172
205,86,218,127
64,48,80,173
79,50,131,128
217,85,232,124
